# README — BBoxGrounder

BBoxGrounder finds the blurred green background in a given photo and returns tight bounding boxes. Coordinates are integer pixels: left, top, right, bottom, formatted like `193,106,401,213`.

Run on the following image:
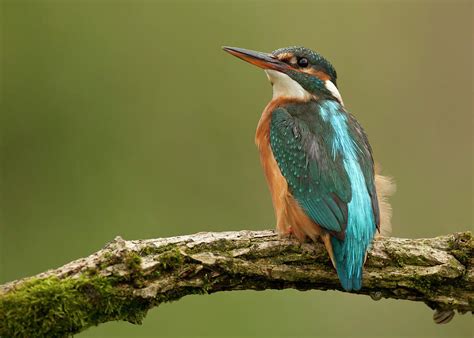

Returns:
1,0,472,337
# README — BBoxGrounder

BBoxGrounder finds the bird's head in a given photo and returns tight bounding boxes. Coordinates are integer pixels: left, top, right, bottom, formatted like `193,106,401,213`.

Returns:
223,46,343,104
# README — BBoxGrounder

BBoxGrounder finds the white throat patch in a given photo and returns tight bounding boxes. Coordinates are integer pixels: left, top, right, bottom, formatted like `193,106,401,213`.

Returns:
265,70,312,101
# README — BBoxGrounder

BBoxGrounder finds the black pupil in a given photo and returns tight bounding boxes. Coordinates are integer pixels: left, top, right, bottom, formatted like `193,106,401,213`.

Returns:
298,58,308,67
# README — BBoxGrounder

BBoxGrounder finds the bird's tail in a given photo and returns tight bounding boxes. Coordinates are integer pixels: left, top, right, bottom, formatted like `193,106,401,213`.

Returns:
331,232,371,291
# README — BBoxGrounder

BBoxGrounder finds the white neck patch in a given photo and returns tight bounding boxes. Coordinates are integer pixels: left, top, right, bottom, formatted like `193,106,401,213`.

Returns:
324,80,344,106
265,70,312,101
265,70,344,106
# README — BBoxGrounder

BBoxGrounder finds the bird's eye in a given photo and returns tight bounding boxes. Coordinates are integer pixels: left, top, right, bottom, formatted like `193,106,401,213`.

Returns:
297,57,309,67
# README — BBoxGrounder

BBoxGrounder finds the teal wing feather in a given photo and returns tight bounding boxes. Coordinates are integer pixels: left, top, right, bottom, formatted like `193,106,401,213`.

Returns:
269,102,379,238
346,112,380,228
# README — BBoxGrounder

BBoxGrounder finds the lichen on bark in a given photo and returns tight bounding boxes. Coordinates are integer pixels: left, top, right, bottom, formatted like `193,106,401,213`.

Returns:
0,230,472,337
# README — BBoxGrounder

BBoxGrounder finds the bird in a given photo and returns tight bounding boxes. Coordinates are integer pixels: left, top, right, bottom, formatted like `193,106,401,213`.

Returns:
223,46,395,291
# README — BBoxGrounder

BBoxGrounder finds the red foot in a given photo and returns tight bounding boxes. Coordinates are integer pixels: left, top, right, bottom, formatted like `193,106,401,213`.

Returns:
281,226,295,238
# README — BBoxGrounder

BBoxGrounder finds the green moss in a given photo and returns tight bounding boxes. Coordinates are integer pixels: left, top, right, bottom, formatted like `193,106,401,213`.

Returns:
448,232,473,266
0,275,151,337
84,267,99,276
450,249,469,266
125,252,142,272
409,272,449,298
271,251,322,266
138,243,179,257
122,252,145,288
186,239,241,255
154,286,208,304
411,276,435,295
101,252,123,267
156,248,184,271
0,248,191,337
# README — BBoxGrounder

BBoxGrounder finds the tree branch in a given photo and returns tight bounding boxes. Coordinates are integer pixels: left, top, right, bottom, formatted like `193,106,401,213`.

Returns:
0,230,472,337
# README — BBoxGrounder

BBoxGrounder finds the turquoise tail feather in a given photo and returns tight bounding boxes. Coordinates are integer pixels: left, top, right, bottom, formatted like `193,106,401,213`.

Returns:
320,101,376,291
330,157,376,291
331,235,366,291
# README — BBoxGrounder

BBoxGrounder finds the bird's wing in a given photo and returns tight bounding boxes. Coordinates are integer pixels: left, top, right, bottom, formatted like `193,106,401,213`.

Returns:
270,102,379,238
346,111,380,228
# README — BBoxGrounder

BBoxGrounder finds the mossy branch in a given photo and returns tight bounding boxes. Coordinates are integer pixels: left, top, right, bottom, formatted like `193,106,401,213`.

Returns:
0,230,472,337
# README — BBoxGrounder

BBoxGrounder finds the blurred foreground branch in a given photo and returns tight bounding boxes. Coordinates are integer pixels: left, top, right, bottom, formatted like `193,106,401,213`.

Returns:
0,230,472,337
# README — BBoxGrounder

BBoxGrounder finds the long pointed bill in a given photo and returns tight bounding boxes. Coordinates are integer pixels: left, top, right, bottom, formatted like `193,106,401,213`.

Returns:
222,46,287,72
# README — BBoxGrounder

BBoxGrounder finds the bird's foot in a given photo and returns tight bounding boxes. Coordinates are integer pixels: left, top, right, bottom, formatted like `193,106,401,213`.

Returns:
280,226,295,239
321,233,337,269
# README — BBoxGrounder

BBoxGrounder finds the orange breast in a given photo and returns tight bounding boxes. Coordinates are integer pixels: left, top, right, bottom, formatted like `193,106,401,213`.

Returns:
255,98,325,242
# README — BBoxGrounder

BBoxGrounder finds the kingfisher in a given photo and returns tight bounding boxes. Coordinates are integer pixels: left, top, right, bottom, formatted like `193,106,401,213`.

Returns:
223,46,394,291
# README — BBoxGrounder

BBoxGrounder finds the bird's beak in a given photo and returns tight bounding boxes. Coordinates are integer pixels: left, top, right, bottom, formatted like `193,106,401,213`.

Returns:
222,46,287,72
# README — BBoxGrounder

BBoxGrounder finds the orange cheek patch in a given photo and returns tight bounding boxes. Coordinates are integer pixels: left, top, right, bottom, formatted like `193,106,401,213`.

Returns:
305,69,331,81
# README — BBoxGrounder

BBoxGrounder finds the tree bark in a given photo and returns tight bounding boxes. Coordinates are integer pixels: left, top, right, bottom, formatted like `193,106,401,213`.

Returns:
0,230,472,337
